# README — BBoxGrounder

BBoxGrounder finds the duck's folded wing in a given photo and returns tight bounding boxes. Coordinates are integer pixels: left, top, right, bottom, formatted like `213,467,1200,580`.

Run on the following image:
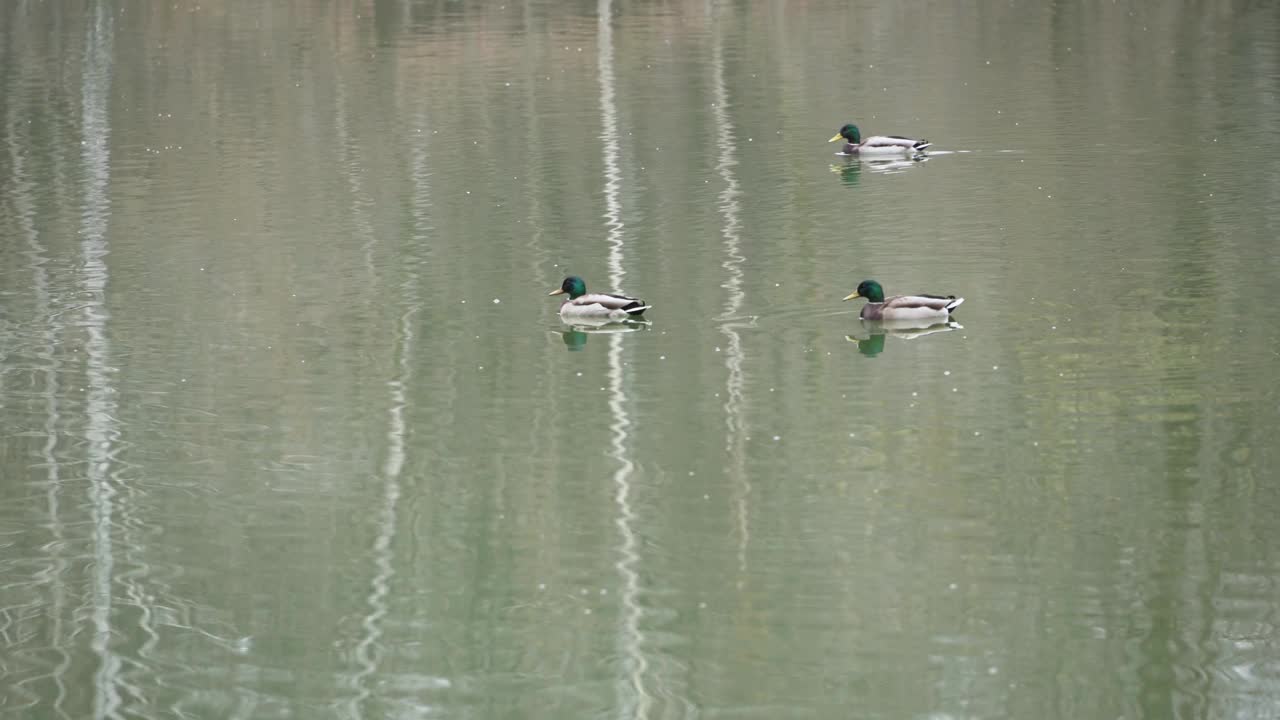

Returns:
885,294,964,311
571,293,647,311
861,135,921,148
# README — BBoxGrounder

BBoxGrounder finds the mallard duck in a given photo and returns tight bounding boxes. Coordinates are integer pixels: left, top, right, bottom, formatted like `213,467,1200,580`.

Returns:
548,276,650,320
842,279,963,321
829,123,931,155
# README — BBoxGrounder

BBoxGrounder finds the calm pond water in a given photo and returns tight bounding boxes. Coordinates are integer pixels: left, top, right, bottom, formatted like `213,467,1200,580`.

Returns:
3,1,1280,718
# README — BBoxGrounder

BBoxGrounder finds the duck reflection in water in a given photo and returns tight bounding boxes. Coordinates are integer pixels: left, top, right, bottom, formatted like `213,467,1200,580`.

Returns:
830,159,861,186
846,318,962,357
831,155,929,185
559,317,650,352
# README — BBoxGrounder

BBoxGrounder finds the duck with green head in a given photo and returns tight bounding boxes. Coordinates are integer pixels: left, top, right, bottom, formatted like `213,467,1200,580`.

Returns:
548,276,650,320
829,123,931,156
843,279,963,321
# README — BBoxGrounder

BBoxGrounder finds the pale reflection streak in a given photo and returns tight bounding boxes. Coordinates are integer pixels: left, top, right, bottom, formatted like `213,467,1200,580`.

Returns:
333,82,388,712
521,0,553,283
344,105,429,720
598,1,651,717
8,35,73,719
709,3,751,574
521,2,560,496
79,5,122,718
334,78,379,282
347,298,414,719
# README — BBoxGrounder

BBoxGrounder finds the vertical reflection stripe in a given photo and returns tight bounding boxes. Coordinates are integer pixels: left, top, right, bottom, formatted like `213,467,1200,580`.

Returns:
78,4,120,719
598,1,650,717
709,1,751,574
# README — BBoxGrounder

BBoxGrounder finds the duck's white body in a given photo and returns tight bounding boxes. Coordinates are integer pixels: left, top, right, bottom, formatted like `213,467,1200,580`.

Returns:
844,136,932,155
858,294,963,322
557,293,650,321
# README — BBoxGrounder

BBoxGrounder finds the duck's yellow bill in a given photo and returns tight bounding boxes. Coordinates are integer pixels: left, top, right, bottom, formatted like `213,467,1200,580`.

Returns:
842,291,861,301
828,133,844,143
548,288,566,296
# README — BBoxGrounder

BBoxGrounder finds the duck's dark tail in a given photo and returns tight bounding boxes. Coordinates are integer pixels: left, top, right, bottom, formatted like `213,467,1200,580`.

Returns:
913,139,932,151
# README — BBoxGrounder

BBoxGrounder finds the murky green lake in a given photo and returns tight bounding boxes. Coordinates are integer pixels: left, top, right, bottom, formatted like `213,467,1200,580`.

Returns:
3,1,1280,717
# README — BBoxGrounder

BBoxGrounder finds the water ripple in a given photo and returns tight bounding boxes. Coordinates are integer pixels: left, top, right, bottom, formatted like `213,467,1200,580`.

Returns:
6,23,74,719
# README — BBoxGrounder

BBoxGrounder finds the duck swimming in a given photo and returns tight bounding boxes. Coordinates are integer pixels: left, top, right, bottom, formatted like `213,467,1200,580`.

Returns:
829,123,931,156
548,276,650,321
842,279,963,321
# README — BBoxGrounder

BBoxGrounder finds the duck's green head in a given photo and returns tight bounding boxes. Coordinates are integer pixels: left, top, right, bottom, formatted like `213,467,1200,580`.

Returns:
829,124,861,144
549,275,587,299
843,279,884,303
